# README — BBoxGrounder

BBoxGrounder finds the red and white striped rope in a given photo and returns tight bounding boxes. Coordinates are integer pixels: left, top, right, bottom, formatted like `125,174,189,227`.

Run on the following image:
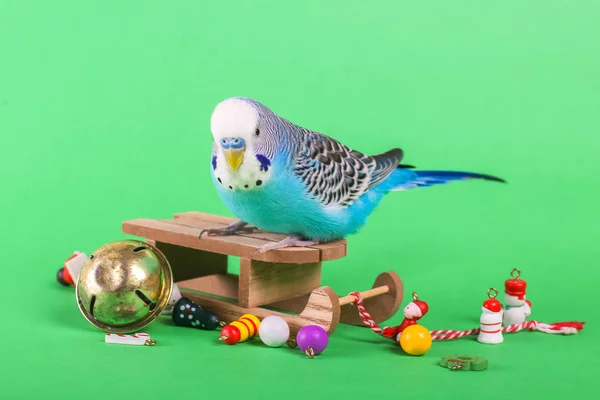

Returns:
430,321,584,341
348,292,585,342
349,291,385,335
349,291,395,340
430,328,479,341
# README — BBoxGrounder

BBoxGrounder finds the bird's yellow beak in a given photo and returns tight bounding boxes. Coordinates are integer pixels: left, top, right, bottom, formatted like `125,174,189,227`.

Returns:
224,149,245,171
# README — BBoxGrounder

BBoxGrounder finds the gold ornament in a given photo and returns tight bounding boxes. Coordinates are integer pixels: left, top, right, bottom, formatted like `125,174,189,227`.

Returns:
75,240,173,333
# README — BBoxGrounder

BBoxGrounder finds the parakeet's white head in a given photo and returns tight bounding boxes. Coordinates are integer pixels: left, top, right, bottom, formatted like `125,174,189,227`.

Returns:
210,98,261,174
210,97,277,191
211,98,260,144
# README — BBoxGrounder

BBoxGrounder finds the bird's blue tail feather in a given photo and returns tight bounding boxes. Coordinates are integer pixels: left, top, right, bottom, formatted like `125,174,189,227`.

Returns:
389,169,505,191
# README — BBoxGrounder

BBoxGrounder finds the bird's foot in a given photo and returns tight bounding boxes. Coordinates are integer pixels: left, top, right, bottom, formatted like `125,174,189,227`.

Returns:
198,220,257,238
251,236,319,258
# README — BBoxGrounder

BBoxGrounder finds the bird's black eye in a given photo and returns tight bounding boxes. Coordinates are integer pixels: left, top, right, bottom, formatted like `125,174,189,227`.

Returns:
221,139,227,144
255,128,260,136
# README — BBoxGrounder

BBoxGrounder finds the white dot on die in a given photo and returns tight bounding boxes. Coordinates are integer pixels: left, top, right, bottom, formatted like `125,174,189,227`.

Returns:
179,314,184,318
192,308,196,312
180,306,185,310
188,315,193,319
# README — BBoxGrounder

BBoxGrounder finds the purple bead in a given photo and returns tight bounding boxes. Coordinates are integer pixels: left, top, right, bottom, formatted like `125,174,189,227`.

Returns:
296,325,329,356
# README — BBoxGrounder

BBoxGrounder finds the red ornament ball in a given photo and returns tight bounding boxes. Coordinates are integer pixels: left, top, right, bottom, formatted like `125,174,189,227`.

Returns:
220,325,241,345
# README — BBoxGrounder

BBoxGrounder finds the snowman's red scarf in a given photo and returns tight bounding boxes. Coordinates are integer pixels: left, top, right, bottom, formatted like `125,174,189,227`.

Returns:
348,291,585,341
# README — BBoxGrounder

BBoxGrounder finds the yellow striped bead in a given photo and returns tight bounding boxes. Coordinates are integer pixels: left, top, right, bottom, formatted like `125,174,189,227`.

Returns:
230,320,251,342
240,314,260,337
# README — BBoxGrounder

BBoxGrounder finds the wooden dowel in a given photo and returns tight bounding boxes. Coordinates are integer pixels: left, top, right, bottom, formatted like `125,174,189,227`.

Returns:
339,285,390,306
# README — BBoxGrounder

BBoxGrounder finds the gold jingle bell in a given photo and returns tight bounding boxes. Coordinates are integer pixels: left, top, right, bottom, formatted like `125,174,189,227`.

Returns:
75,240,173,333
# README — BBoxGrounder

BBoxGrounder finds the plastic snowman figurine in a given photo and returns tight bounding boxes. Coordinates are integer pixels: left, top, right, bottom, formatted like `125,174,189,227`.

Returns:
477,288,504,344
503,268,531,326
382,292,429,341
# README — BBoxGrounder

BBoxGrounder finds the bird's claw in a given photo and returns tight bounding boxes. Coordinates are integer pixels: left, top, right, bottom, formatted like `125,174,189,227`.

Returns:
250,244,274,259
198,227,235,238
198,223,257,239
250,236,319,258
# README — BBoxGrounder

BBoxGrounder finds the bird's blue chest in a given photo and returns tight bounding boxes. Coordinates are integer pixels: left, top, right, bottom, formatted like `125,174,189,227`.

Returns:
211,164,320,235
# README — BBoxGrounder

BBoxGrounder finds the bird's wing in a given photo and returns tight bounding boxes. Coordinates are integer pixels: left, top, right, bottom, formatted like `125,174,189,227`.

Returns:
293,129,404,207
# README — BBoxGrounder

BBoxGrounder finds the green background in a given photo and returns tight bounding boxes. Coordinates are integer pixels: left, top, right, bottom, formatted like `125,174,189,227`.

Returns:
1,1,598,398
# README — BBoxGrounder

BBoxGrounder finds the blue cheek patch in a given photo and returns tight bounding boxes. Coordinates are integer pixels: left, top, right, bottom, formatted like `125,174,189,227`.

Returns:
256,154,271,172
212,155,217,170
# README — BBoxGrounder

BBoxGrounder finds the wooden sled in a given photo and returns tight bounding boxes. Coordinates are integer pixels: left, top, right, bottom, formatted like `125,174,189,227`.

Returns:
122,211,404,335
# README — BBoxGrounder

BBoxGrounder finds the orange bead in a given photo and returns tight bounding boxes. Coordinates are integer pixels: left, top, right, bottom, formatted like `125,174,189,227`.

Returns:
399,324,432,356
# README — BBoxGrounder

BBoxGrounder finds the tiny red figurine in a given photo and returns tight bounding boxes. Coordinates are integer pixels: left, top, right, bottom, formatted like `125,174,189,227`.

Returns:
382,292,429,341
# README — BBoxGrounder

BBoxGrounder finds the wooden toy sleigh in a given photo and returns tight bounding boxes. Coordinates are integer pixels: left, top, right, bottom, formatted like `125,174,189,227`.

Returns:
122,211,404,336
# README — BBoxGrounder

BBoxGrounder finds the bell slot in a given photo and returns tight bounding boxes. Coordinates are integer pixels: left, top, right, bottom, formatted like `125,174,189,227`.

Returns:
132,246,146,253
135,289,156,310
89,295,96,316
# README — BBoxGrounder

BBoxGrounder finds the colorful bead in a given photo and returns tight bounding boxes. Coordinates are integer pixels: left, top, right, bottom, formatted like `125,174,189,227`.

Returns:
240,314,260,334
296,325,329,358
230,320,251,342
258,316,290,347
219,325,241,345
219,314,260,345
398,324,432,355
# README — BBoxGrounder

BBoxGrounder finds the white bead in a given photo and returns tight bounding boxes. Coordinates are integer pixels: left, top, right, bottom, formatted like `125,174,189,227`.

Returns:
258,316,290,347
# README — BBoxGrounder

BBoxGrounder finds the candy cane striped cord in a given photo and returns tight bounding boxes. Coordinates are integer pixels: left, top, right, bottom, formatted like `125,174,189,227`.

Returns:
348,292,584,341
431,321,584,341
348,291,395,340
430,328,479,341
503,320,584,335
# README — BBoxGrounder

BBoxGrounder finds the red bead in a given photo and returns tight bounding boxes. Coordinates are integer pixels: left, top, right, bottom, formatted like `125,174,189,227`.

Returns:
220,325,241,345
483,299,502,312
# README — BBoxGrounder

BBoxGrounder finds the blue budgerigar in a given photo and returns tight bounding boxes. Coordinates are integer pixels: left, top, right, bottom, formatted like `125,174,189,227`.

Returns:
202,97,505,253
